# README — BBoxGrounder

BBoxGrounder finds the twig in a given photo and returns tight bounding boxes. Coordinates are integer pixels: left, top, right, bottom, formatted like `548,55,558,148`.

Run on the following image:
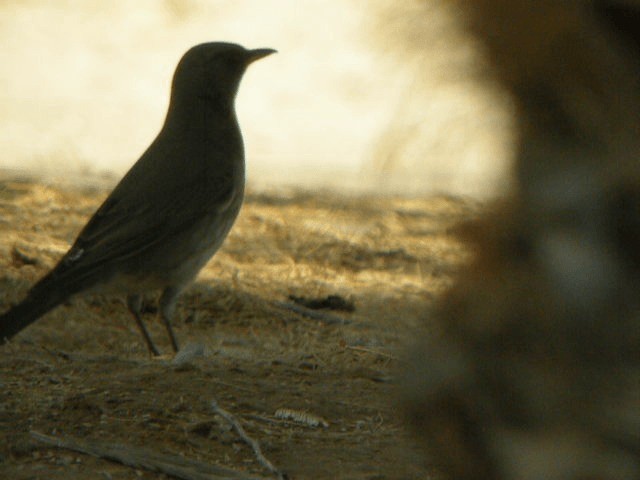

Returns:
345,345,400,361
16,339,72,361
211,400,285,480
273,301,351,325
30,430,267,480
288,294,355,312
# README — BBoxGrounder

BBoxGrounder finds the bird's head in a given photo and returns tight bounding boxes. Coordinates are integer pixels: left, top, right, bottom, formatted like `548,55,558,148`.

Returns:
169,42,276,111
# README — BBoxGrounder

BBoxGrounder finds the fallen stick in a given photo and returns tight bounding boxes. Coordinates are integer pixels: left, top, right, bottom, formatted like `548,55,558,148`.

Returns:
211,400,285,480
30,430,268,480
273,301,351,325
345,345,400,361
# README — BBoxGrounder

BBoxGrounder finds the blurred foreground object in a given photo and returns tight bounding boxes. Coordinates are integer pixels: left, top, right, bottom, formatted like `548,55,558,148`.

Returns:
405,1,640,478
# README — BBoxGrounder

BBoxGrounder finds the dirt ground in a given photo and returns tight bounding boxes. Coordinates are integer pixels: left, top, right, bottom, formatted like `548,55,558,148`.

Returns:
0,175,479,479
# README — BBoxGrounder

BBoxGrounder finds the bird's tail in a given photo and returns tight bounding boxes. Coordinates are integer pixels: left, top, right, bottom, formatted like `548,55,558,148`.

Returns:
0,272,81,344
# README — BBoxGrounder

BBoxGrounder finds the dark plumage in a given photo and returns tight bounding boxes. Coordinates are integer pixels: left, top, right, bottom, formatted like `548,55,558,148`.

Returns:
0,42,276,355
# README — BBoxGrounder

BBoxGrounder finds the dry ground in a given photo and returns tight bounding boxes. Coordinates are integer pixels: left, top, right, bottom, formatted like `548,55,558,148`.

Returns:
0,176,479,479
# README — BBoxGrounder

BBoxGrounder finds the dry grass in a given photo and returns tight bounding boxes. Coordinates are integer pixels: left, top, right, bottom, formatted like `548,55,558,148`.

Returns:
0,175,478,479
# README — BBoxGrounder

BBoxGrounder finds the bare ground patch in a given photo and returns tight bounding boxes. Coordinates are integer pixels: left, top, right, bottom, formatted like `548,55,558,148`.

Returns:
0,176,478,479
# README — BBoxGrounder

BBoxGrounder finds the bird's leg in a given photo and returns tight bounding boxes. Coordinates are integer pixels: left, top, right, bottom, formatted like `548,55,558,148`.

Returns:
159,286,180,353
126,293,161,356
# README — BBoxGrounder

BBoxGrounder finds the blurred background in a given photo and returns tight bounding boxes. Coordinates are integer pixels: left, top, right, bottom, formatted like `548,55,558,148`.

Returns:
0,0,515,197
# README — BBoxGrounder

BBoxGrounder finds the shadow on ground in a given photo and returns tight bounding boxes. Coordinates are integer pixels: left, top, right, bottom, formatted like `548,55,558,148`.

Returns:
0,176,478,479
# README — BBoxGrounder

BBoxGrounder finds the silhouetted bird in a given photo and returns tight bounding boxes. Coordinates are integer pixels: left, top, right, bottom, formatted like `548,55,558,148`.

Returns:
0,42,276,355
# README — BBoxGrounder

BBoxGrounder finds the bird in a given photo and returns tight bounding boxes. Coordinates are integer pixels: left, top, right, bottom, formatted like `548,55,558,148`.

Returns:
0,42,276,356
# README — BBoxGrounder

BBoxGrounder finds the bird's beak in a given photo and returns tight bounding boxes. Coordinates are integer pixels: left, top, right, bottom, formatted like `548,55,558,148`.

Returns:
246,48,277,64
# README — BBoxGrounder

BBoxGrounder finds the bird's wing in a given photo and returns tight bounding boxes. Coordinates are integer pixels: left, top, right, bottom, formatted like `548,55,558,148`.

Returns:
52,163,237,283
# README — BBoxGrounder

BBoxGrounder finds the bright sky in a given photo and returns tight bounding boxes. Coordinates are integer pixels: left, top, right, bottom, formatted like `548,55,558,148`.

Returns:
0,0,514,197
